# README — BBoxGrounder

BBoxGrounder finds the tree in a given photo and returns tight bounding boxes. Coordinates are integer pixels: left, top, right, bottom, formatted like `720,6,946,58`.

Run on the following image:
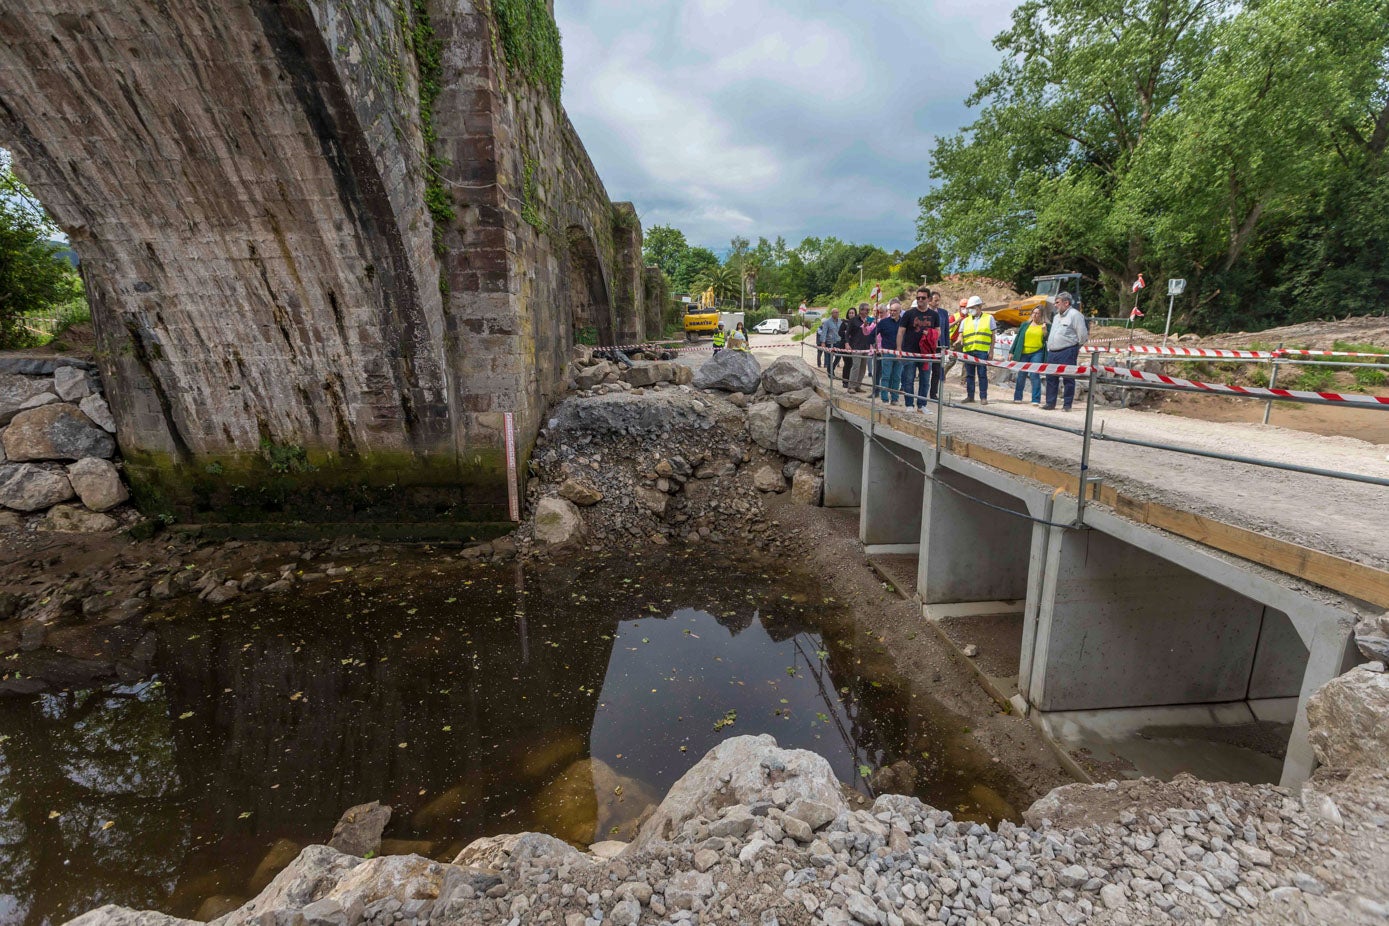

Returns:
642,225,689,278
676,247,720,293
693,262,740,302
918,0,1231,299
1,153,83,347
897,241,944,286
917,0,1389,329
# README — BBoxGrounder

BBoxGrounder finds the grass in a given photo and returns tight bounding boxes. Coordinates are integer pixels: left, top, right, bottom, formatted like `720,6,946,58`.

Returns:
1352,367,1387,389
1291,368,1336,392
16,294,91,347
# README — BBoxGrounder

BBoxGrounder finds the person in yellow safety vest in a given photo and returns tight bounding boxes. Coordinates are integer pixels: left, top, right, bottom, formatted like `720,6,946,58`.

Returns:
712,324,727,353
958,295,997,405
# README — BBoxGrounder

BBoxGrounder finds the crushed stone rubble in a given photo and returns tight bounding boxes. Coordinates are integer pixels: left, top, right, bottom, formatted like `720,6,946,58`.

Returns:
67,737,1389,926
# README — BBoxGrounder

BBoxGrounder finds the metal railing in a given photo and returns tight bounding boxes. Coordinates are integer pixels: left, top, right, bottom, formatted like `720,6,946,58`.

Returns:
814,341,1389,531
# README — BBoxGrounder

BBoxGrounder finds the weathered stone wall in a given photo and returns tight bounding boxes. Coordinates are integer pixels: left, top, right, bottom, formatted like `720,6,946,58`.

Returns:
0,0,646,525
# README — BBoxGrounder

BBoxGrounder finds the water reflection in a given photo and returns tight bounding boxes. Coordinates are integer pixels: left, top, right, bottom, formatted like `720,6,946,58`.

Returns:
0,552,1023,925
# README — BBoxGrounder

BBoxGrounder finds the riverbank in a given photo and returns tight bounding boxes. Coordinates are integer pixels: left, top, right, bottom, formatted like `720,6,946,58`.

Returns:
69,734,1389,926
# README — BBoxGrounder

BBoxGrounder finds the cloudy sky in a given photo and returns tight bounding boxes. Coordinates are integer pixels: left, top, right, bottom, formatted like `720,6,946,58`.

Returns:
556,0,1018,255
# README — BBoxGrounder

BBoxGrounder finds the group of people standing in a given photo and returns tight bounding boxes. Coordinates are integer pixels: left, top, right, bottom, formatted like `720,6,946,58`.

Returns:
815,286,1091,411
711,321,749,353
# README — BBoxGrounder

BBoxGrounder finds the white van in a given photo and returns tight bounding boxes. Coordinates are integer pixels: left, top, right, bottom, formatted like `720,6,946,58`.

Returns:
753,317,789,335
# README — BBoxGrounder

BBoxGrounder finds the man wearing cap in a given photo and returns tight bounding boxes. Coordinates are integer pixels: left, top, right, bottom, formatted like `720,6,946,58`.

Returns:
1042,292,1089,411
957,296,996,405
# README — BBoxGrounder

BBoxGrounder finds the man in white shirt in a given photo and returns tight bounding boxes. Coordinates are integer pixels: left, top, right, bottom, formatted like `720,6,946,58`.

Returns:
1042,292,1089,411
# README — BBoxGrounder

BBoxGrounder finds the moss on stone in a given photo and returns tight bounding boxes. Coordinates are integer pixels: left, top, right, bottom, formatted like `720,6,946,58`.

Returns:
123,447,514,527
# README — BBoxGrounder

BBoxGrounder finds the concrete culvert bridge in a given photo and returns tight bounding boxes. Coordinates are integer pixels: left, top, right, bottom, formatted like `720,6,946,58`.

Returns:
825,390,1376,789
0,0,653,528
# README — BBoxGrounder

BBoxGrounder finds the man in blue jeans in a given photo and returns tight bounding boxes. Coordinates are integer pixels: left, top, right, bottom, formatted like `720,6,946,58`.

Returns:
895,296,927,407
957,296,996,404
1042,292,1089,411
875,301,902,403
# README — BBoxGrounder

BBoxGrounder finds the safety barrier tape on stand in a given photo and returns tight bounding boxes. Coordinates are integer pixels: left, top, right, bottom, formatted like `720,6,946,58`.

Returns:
593,340,804,354
1094,365,1389,406
1118,345,1387,360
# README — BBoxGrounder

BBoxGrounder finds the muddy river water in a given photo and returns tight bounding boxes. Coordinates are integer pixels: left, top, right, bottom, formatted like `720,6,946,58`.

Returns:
0,551,1025,925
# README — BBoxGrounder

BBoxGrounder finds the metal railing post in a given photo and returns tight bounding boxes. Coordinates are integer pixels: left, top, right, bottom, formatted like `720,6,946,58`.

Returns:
934,353,945,467
868,351,877,439
1262,342,1283,425
1076,349,1100,526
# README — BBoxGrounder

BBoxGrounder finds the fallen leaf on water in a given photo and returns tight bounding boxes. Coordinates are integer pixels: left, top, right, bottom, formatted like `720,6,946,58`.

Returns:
101,820,115,831
178,711,194,720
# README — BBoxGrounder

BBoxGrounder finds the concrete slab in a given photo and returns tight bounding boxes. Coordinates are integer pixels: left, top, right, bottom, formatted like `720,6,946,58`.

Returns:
1035,702,1289,785
860,435,923,546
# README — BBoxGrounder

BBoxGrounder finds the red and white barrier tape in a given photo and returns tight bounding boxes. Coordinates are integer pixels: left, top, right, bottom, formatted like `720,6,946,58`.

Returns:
1272,348,1387,359
1122,345,1273,359
1111,345,1386,360
1095,365,1389,406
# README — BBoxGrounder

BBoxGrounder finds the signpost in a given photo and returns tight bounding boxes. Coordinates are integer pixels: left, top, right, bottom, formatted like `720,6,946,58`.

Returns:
1163,278,1186,348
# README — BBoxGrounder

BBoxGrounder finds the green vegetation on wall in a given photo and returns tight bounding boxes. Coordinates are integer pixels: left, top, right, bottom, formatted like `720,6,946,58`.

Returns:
492,0,564,105
402,1,454,258
520,158,546,233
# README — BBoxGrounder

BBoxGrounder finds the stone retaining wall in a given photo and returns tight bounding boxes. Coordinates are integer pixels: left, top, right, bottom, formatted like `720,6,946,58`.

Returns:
0,357,131,531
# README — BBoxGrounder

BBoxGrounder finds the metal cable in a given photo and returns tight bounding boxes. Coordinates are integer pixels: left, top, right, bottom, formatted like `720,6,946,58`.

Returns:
862,431,1081,530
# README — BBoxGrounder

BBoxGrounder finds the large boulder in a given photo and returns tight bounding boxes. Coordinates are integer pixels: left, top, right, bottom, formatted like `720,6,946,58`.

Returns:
692,349,760,394
54,365,94,401
744,401,784,451
753,465,787,493
67,457,128,512
327,801,392,858
3,403,115,461
1354,613,1389,663
799,395,829,421
777,411,826,462
0,463,75,511
1306,665,1389,769
791,467,823,505
79,393,117,433
557,477,603,506
39,503,119,532
0,373,53,426
573,362,613,390
532,496,585,546
625,734,845,853
761,356,817,394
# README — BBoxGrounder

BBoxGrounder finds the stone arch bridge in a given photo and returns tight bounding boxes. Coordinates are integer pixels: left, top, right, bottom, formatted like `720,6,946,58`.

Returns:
0,0,660,527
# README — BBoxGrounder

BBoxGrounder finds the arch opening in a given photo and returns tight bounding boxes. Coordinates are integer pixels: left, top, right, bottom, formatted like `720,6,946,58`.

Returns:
564,226,613,347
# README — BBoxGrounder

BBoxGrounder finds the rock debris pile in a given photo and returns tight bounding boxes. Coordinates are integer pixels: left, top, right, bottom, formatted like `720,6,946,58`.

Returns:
522,351,828,553
0,356,131,532
69,734,1389,926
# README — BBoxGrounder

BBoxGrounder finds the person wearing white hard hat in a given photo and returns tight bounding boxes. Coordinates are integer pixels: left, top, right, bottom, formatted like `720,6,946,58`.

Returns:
958,296,996,405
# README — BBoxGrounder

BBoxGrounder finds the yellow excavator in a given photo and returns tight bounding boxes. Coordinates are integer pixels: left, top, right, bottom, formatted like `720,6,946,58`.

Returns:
988,272,1083,327
683,287,721,339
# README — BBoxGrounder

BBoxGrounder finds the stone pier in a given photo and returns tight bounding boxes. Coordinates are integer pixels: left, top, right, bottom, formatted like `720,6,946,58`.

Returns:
0,0,650,528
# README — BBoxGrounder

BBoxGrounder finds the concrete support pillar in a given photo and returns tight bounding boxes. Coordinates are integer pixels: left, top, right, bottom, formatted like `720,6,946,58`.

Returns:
1281,621,1357,786
859,436,923,546
1025,529,1267,711
1247,608,1310,700
918,471,1034,605
823,417,865,508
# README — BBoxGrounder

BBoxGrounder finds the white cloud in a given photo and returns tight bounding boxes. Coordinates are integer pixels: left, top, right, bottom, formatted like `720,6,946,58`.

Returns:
556,0,1016,250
